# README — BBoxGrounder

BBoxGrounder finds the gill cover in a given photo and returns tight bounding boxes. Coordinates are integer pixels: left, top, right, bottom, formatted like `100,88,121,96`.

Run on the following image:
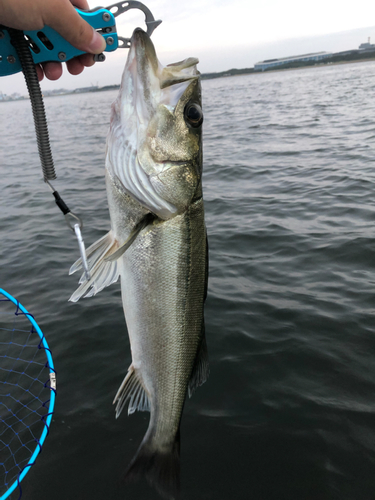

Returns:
106,28,203,220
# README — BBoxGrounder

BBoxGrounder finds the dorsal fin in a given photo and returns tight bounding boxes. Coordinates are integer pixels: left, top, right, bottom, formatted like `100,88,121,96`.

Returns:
188,329,209,398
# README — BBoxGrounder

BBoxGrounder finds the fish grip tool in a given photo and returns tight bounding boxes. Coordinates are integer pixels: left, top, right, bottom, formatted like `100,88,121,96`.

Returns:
7,27,91,282
4,2,162,283
0,2,162,76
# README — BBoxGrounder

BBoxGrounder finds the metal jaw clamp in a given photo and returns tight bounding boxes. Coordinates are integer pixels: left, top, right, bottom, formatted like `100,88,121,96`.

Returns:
106,1,162,48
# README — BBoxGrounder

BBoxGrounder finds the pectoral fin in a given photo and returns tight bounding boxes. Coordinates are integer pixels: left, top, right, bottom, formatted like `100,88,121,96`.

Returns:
69,230,120,302
105,213,155,263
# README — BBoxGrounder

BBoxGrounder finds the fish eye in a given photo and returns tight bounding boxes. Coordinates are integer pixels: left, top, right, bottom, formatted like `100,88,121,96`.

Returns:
184,103,203,128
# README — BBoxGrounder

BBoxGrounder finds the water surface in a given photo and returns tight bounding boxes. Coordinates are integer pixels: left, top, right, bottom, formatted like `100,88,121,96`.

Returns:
1,60,375,499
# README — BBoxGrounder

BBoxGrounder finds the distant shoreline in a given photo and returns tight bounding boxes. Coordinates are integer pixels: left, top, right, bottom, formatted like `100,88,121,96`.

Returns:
224,56,375,77
267,57,375,73
200,52,375,80
1,54,375,102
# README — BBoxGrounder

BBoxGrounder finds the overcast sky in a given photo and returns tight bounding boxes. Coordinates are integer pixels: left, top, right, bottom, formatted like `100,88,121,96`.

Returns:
1,0,375,95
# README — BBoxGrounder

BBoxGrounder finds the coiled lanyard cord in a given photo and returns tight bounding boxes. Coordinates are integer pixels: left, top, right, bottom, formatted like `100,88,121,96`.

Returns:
8,28,91,281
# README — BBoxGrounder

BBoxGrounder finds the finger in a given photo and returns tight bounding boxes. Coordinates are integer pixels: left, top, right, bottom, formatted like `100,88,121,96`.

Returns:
36,64,44,82
43,0,106,54
71,0,90,9
66,57,84,76
42,61,63,80
66,53,94,75
77,52,96,68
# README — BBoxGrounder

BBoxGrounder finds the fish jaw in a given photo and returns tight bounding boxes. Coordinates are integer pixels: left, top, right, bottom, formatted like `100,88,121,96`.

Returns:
111,28,161,142
106,29,203,220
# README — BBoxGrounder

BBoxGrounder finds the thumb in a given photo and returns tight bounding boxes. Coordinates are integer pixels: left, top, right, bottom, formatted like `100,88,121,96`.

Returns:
44,0,106,54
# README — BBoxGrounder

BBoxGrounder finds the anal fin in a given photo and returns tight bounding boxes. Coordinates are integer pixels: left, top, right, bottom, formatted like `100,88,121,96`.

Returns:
113,364,150,418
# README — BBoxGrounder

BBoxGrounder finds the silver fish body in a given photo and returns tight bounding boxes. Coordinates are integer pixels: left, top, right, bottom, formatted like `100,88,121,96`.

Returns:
70,29,208,498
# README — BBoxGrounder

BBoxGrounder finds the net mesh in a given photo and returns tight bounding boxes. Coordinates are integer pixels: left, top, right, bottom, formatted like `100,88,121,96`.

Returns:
0,296,55,498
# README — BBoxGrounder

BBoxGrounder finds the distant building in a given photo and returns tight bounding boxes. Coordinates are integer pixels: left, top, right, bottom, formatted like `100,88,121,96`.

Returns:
358,37,375,51
254,52,333,72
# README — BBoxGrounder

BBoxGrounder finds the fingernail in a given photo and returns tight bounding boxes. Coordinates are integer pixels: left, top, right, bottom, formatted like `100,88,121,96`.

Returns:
88,30,106,54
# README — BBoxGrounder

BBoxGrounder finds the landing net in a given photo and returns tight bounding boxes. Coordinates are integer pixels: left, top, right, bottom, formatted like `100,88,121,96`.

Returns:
0,289,56,500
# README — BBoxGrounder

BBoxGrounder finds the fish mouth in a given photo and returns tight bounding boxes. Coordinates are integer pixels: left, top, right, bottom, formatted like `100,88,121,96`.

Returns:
126,28,199,122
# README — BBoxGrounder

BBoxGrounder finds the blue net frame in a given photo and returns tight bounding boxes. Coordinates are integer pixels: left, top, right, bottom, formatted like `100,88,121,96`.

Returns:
0,288,56,500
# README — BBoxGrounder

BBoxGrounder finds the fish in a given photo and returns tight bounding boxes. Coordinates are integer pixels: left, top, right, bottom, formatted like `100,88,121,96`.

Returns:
69,28,208,499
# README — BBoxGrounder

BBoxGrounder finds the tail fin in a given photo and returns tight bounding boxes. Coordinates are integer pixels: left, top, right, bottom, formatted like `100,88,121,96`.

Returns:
125,433,181,500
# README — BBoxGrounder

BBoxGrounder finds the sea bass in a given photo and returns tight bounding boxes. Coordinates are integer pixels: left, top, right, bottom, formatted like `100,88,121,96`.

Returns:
69,28,208,498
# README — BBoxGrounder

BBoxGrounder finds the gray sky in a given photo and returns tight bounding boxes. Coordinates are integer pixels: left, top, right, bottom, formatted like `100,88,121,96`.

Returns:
1,0,375,95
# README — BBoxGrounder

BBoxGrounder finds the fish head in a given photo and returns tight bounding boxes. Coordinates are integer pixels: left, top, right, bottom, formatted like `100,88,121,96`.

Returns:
107,28,203,220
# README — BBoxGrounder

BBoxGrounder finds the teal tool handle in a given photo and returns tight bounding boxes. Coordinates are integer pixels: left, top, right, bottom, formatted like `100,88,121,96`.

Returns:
0,7,117,76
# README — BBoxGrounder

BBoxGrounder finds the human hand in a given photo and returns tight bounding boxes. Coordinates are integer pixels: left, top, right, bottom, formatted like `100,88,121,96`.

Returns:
0,0,106,81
